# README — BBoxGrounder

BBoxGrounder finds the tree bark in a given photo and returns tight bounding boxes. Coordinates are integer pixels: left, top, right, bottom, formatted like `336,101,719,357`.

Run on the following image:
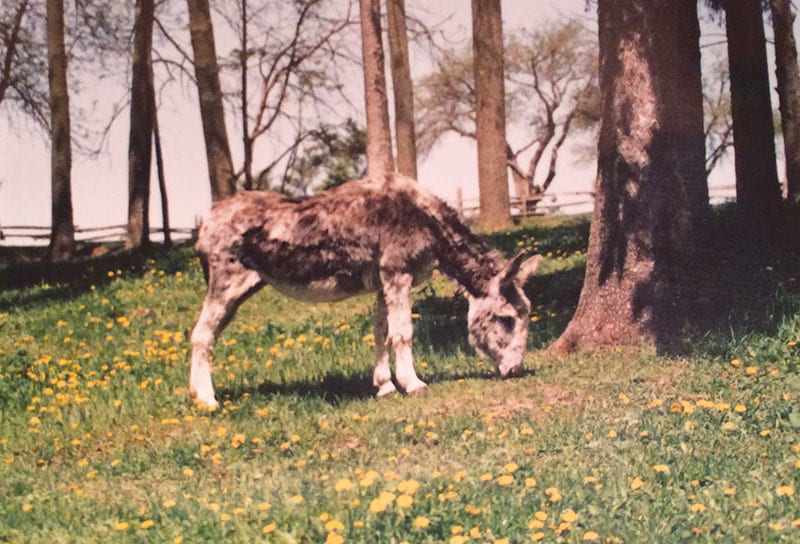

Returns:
550,0,709,354
386,0,417,179
359,0,394,178
152,74,171,248
723,0,782,236
126,0,155,250
187,0,236,201
45,0,74,262
472,0,511,230
770,0,800,205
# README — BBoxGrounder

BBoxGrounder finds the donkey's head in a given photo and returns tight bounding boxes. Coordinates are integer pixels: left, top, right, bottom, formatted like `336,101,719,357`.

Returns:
467,252,542,377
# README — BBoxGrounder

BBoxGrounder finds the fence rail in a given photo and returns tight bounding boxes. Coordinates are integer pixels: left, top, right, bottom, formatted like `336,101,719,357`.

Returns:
0,185,737,246
0,225,196,245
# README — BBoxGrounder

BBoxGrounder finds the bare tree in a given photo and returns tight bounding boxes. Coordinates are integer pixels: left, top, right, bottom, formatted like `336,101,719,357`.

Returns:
45,0,74,261
386,0,417,178
703,54,734,175
126,0,155,249
359,0,394,177
471,0,510,229
187,0,236,201
416,19,599,209
211,0,356,190
769,0,800,204
0,0,29,107
551,0,709,353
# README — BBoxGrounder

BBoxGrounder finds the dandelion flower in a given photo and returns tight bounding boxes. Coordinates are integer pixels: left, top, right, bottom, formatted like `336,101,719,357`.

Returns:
326,534,344,544
262,523,276,534
22,504,33,512
630,477,644,490
653,464,670,474
413,516,430,529
561,510,580,523
776,485,794,497
141,520,154,529
690,503,706,513
115,522,129,531
289,495,304,505
497,474,514,486
583,531,599,541
396,494,414,509
531,532,545,541
545,487,562,502
334,478,355,492
325,519,345,532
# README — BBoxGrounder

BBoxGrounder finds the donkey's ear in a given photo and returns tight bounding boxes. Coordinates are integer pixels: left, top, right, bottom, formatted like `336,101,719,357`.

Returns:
499,252,542,287
514,254,542,286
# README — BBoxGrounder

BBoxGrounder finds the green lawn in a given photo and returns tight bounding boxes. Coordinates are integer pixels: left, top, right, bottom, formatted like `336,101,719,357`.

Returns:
0,215,798,543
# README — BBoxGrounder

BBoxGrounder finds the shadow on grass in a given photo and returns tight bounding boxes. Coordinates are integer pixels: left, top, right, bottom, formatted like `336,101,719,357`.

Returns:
0,243,195,311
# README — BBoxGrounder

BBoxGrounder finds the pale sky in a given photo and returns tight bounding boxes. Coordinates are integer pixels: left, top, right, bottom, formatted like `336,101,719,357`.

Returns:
0,0,752,242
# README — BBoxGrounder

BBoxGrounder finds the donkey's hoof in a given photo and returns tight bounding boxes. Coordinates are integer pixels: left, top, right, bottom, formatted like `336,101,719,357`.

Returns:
405,383,428,396
192,397,219,411
376,382,398,398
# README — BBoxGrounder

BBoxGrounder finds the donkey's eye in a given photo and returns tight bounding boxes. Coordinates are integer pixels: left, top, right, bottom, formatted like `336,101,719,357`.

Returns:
496,315,516,333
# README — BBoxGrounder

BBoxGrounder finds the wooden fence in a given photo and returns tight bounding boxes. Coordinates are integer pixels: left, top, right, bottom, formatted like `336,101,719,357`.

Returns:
0,185,737,246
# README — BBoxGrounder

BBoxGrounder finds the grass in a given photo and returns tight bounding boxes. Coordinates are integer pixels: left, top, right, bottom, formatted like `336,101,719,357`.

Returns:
0,214,798,543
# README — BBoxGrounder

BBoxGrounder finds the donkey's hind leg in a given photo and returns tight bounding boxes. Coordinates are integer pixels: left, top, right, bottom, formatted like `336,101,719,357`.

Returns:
373,292,397,397
190,259,264,409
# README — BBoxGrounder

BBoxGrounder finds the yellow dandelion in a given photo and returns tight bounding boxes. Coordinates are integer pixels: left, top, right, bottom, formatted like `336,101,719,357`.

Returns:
325,519,345,532
724,488,736,496
776,485,794,497
583,531,599,541
745,366,759,375
289,495,304,505
413,516,430,529
115,522,129,531
141,520,154,529
326,534,344,544
22,504,33,512
450,536,469,544
334,478,355,492
163,499,176,508
630,477,644,490
721,421,736,431
525,477,537,487
561,510,580,523
545,487,562,502
504,462,519,473
396,494,414,509
262,523,276,534
182,467,194,477
653,464,670,474
531,532,545,541
690,503,706,513
497,474,514,486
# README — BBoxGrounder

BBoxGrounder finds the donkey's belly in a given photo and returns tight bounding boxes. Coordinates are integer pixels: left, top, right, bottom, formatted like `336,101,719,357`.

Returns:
262,268,380,303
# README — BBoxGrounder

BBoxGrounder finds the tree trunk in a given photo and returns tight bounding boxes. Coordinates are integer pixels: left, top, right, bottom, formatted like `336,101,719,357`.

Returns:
471,0,511,230
723,0,782,237
359,0,394,178
45,0,74,262
0,0,29,107
550,0,709,354
126,0,155,250
187,0,236,201
770,0,800,205
152,74,172,248
239,0,254,190
386,0,417,179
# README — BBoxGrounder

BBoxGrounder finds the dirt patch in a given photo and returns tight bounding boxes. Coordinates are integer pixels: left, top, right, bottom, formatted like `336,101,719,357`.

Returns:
540,384,584,406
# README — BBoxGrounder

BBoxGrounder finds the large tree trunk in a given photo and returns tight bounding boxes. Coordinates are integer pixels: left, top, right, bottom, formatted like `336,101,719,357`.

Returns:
187,0,236,201
45,0,74,262
126,0,155,250
471,0,511,230
386,0,417,179
770,0,800,205
723,0,782,236
551,0,709,354
359,0,394,178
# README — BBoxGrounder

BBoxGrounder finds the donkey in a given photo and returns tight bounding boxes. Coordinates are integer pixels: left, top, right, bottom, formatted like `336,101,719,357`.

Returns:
189,173,541,409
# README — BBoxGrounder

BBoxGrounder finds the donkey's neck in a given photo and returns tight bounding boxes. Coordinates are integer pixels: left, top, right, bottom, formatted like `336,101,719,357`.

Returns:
429,208,503,296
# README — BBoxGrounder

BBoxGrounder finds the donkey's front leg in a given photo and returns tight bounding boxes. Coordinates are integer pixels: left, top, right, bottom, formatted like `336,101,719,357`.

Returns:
381,270,427,395
372,292,397,397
